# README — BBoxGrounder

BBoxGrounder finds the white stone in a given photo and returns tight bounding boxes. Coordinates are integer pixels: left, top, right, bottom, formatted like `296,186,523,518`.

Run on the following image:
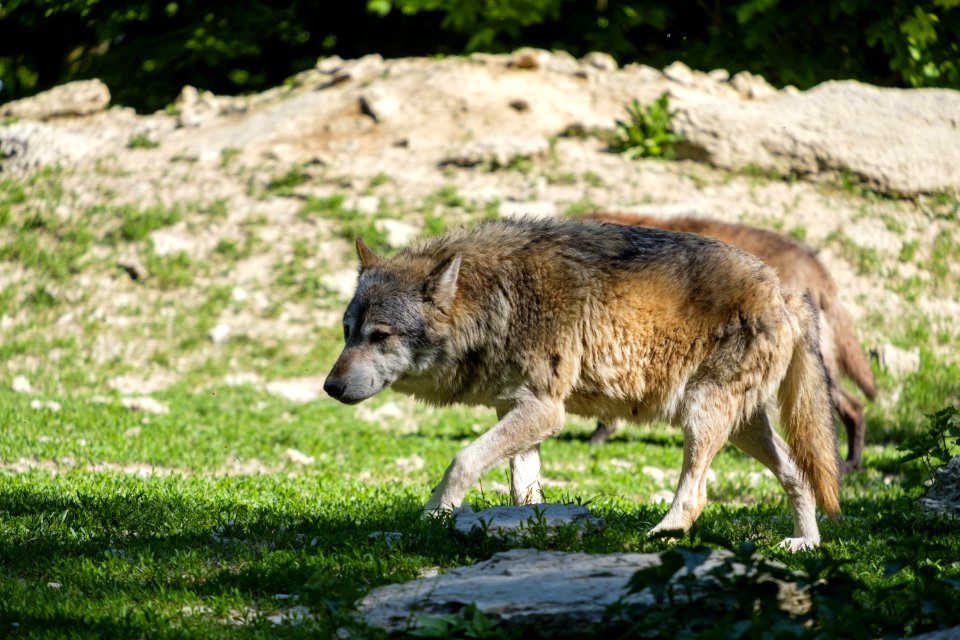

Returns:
11,375,32,393
321,269,358,300
282,448,315,465
452,503,604,538
651,490,676,505
663,61,696,85
209,323,231,344
875,344,921,377
265,377,325,403
581,52,618,72
442,135,549,169
642,466,667,483
1,79,110,120
375,218,419,247
359,87,402,123
121,396,170,415
920,456,960,519
149,230,194,257
497,200,557,219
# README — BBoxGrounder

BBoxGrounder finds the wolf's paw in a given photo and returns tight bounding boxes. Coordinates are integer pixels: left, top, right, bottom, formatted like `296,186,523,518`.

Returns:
421,505,450,520
647,523,686,544
777,536,819,552
421,500,469,520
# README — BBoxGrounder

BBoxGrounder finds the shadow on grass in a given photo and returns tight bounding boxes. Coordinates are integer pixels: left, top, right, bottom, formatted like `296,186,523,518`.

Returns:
2,467,958,639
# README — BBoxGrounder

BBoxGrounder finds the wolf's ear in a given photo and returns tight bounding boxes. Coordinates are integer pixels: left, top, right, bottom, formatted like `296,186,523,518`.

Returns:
426,253,461,313
356,237,380,271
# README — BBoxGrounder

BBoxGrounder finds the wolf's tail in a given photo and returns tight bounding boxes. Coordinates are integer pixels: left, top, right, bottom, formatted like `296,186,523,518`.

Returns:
825,300,877,400
780,292,842,517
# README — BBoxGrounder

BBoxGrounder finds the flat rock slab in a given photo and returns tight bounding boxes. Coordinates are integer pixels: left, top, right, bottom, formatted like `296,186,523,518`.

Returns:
358,548,803,637
453,503,604,537
359,548,663,636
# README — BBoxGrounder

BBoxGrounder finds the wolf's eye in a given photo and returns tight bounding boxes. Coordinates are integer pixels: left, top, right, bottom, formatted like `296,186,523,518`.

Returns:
369,329,390,343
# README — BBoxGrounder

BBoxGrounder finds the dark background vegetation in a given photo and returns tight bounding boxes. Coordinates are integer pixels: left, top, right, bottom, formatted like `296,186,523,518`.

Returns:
1,0,958,114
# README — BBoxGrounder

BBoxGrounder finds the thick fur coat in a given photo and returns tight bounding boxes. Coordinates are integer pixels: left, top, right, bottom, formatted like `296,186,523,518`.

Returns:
582,211,876,471
325,218,842,550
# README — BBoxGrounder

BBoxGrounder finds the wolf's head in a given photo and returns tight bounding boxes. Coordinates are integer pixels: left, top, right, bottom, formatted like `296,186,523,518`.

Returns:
323,238,461,404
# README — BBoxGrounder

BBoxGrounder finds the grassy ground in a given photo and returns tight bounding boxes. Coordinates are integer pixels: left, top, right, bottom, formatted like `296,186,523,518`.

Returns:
2,365,959,638
2,164,960,638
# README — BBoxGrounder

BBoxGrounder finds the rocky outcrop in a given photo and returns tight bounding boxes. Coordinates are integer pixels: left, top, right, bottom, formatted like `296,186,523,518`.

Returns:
4,52,958,194
920,456,960,519
673,80,960,195
1,79,110,120
452,503,604,538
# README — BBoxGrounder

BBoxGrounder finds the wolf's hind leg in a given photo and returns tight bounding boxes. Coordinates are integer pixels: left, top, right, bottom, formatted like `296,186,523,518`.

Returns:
649,389,733,538
730,410,820,551
424,396,563,516
510,445,543,505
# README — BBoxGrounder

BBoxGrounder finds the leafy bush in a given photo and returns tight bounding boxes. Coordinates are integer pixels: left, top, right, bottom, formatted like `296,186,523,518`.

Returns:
1,1,957,113
603,532,960,639
899,406,960,490
609,94,681,160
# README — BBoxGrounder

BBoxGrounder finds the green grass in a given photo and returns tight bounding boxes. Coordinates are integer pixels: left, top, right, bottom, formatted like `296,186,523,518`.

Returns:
2,153,960,638
127,134,160,149
2,338,959,638
265,166,311,197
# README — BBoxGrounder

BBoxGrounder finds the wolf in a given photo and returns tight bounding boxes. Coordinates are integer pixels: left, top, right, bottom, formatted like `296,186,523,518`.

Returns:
581,212,876,472
324,217,841,551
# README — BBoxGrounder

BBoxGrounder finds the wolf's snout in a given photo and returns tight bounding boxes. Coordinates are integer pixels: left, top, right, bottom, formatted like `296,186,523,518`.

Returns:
323,376,346,400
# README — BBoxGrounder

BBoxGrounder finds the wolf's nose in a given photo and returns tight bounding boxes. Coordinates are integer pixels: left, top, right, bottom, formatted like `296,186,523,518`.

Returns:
323,376,345,399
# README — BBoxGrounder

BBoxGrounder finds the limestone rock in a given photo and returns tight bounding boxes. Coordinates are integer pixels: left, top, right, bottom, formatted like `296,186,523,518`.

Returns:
11,375,32,393
508,48,551,71
441,135,549,169
0,121,105,175
675,80,960,195
359,548,805,637
375,219,420,248
920,456,960,519
875,344,921,377
1,79,110,120
265,377,326,403
452,503,604,538
581,52,618,72
321,269,359,300
121,396,169,415
730,71,778,100
359,87,402,123
175,86,222,128
498,200,557,219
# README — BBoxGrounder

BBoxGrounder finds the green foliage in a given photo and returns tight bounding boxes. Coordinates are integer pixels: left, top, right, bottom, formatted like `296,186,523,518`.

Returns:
605,531,960,639
369,0,564,51
410,603,515,639
898,406,960,490
126,133,159,149
111,204,182,243
609,94,681,160
145,250,194,289
2,1,958,113
266,165,311,196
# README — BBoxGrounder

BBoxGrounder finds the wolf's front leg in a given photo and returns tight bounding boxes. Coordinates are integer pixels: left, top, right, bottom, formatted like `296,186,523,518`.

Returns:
510,445,542,505
423,396,563,516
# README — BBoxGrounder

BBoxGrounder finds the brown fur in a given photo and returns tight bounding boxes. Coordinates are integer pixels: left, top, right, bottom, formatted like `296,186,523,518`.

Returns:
582,211,875,471
325,218,842,548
